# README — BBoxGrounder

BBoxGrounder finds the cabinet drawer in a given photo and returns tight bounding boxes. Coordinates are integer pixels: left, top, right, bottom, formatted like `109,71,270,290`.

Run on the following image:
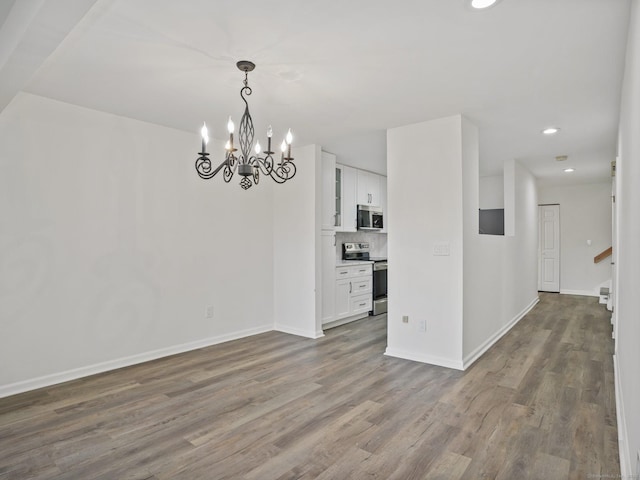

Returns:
350,294,372,314
335,264,372,279
352,265,372,277
335,267,352,279
351,277,372,294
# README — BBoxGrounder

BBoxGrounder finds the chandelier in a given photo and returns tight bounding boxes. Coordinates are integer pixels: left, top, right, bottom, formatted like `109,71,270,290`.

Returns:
195,60,296,190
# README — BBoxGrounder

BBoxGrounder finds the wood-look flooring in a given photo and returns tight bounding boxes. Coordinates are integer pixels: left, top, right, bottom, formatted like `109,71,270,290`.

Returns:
0,293,618,479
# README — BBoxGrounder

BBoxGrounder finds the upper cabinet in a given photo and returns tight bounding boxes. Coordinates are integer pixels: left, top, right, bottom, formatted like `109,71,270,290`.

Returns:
357,170,382,206
336,164,357,232
323,157,386,233
321,151,336,231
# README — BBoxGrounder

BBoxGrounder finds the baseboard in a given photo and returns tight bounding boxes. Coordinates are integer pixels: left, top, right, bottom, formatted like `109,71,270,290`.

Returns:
384,347,464,371
560,289,599,297
322,312,370,330
0,325,273,399
614,353,632,477
462,295,540,370
274,324,324,339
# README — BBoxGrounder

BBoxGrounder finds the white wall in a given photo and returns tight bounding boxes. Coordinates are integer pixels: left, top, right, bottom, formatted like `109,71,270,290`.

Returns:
615,0,640,475
463,143,539,364
273,144,323,338
0,93,276,395
322,130,387,175
479,175,505,209
538,182,612,296
386,116,464,369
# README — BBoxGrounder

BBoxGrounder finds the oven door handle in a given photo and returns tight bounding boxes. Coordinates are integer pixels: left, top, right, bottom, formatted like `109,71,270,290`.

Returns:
374,262,388,271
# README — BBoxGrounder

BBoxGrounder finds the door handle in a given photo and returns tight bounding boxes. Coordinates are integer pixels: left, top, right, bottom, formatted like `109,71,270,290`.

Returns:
349,282,352,293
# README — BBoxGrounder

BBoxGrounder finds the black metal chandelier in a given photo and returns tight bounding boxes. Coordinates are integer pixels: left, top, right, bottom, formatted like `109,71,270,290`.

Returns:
195,60,296,190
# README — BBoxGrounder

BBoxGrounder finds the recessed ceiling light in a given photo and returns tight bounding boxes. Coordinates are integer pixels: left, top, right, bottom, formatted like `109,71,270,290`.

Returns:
542,127,560,135
564,168,575,173
470,0,498,8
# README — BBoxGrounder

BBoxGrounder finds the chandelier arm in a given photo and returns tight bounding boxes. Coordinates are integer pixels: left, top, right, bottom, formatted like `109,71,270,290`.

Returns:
252,154,275,176
196,154,233,180
224,152,238,183
269,161,297,183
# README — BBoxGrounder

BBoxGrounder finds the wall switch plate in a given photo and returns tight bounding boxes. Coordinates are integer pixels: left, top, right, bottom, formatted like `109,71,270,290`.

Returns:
402,315,409,323
205,305,214,319
433,243,451,256
418,319,427,332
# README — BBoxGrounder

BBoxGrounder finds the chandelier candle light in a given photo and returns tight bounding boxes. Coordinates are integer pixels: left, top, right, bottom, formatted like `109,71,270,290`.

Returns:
195,60,296,190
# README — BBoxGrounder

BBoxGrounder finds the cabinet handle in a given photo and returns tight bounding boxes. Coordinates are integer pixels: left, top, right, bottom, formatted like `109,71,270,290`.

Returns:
349,282,352,293
359,302,366,307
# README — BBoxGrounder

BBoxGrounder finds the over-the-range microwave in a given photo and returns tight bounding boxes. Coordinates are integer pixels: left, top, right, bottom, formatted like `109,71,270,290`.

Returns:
357,205,384,230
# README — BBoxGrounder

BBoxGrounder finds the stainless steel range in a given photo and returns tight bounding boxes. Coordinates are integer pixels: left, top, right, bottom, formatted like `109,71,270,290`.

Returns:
342,242,388,316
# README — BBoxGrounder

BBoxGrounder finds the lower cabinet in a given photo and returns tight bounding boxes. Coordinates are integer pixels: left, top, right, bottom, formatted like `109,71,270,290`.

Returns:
323,264,373,326
335,278,352,318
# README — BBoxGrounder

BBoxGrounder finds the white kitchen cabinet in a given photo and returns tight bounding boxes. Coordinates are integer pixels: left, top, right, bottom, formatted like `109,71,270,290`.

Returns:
334,278,351,319
321,231,337,324
321,151,336,231
323,263,373,326
336,164,357,232
357,170,382,206
351,294,372,315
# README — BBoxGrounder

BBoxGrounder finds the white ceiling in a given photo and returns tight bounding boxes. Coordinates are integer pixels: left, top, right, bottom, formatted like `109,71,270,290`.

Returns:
2,0,632,185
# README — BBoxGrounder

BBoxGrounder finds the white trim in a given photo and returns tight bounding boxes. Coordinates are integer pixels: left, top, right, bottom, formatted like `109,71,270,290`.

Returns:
614,353,632,477
559,289,599,297
463,296,540,369
321,312,370,330
384,348,464,371
274,324,324,339
0,325,272,399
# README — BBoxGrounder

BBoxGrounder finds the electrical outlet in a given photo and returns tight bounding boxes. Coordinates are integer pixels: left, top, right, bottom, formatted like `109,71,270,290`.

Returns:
402,315,409,324
433,242,450,256
418,319,427,332
205,305,214,319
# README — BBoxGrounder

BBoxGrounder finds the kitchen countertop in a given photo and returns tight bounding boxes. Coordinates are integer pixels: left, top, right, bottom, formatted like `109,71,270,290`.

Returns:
336,260,374,267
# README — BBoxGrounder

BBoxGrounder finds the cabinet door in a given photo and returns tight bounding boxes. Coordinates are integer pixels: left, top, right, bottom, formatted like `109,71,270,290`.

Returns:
357,170,382,206
368,174,382,206
337,164,357,232
321,152,336,230
321,231,336,324
335,278,351,319
357,170,372,205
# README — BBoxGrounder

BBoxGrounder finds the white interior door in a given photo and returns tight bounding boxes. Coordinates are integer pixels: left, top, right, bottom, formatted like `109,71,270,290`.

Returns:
538,204,560,292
